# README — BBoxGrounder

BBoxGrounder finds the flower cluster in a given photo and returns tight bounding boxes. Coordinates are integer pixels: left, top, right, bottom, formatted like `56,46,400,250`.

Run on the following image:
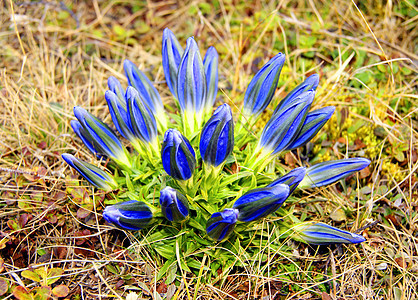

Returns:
63,29,370,246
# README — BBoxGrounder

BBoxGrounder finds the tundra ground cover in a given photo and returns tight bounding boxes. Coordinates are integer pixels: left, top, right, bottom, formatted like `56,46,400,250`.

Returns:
0,1,417,299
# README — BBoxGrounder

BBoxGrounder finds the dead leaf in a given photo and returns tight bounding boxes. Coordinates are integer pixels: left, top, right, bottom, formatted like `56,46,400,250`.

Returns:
52,285,70,297
156,282,167,293
330,208,347,222
360,166,370,178
385,214,400,227
0,278,8,296
0,257,4,272
395,257,406,268
77,207,90,219
13,286,30,300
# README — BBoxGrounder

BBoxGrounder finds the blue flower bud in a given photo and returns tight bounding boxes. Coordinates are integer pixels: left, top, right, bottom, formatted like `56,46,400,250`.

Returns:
162,28,184,97
73,107,131,167
233,184,290,222
273,74,319,115
70,120,100,157
203,46,219,111
161,129,196,180
123,59,164,115
291,222,366,245
159,186,189,222
267,167,306,195
206,208,239,241
199,104,234,167
177,37,207,114
126,86,158,144
62,154,118,191
103,200,153,230
259,91,314,155
286,106,335,150
299,158,371,189
107,76,126,109
243,53,285,117
105,90,134,140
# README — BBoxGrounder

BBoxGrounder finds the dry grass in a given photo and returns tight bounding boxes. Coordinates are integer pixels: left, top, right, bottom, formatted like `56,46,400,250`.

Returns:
0,0,417,299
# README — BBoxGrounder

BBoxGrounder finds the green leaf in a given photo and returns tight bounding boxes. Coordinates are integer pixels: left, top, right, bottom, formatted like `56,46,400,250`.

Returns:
347,119,364,134
155,244,175,260
126,173,134,192
22,270,41,283
105,264,120,275
33,286,51,300
165,263,177,284
157,259,175,281
46,268,64,285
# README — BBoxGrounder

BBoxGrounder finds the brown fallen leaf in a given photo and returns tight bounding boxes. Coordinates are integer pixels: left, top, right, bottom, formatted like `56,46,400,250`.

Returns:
52,285,70,297
0,278,8,296
321,291,332,300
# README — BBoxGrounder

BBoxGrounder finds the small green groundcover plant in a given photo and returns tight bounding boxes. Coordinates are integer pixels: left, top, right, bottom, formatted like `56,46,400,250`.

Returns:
62,28,369,277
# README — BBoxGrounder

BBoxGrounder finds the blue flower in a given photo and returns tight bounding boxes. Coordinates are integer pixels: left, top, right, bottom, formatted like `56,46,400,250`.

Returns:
73,106,131,168
203,46,219,111
273,74,319,115
159,186,189,222
286,106,335,150
126,86,158,144
259,91,314,155
162,28,184,98
161,129,196,180
62,154,118,191
243,53,285,117
107,76,126,109
291,222,366,245
177,37,207,114
105,90,134,140
199,104,234,167
267,167,306,195
103,200,153,230
70,120,100,157
299,158,371,189
206,208,239,241
233,184,290,222
123,59,164,116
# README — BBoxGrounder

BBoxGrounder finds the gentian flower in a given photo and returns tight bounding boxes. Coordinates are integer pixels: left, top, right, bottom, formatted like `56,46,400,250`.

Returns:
177,37,207,132
267,167,306,195
105,90,134,140
70,120,100,157
107,76,126,109
103,200,153,230
161,129,196,181
162,28,184,98
286,106,335,150
123,59,164,116
243,53,285,118
233,184,290,222
62,154,118,191
126,86,158,145
291,222,366,245
259,90,314,156
273,74,319,115
299,158,371,189
199,104,234,167
159,186,189,222
73,106,131,168
206,208,239,241
203,46,219,112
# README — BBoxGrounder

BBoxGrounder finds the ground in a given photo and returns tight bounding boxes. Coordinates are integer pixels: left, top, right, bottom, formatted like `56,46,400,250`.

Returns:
0,0,417,299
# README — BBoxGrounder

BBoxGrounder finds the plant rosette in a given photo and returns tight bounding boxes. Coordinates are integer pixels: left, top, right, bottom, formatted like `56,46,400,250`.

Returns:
62,28,370,279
